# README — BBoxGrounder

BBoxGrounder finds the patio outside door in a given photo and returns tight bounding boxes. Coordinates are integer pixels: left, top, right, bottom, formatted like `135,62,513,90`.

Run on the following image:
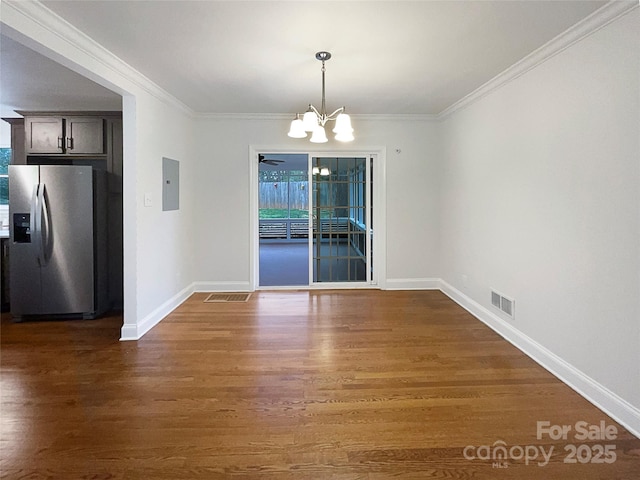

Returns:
310,156,373,284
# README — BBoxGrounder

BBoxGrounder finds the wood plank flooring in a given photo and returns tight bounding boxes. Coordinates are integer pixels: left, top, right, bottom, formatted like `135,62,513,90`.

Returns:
1,290,639,479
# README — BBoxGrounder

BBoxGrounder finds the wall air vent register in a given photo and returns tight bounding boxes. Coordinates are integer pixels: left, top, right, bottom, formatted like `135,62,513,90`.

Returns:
491,289,515,319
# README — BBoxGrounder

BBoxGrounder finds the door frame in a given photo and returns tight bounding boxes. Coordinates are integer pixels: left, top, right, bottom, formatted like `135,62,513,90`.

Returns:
249,145,387,291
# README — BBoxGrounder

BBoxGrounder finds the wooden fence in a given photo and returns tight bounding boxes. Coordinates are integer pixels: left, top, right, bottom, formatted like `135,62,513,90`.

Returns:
259,181,308,210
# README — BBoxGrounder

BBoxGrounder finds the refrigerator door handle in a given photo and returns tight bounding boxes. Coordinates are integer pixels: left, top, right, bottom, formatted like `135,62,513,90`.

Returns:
33,183,46,266
30,184,40,264
39,183,51,264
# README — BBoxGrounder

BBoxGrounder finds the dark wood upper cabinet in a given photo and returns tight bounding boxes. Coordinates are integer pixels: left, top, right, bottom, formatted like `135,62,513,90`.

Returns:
25,117,64,154
65,117,105,154
24,114,105,155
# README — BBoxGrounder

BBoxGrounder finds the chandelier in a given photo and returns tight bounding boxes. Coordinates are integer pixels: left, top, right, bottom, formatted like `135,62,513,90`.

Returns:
287,51,354,143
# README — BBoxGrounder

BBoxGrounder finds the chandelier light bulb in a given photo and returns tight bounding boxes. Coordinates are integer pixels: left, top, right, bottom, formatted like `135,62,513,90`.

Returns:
302,110,318,132
333,113,353,134
312,167,320,175
320,167,331,176
287,116,307,138
310,125,328,143
335,131,355,142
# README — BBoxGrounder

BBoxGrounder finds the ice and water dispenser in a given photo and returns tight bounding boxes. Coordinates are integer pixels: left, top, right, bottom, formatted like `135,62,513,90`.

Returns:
13,213,31,243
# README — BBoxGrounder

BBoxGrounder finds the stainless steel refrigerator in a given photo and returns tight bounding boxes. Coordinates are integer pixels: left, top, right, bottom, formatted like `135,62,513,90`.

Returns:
9,165,108,320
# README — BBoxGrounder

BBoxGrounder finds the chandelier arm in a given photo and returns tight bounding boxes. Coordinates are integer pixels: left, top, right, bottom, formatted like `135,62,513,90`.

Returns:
307,104,321,117
326,107,346,121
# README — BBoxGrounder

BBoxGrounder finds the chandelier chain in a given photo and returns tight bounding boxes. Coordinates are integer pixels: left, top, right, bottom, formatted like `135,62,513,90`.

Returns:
321,59,327,117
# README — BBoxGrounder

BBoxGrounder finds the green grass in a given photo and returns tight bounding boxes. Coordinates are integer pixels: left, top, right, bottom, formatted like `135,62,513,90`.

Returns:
259,208,309,219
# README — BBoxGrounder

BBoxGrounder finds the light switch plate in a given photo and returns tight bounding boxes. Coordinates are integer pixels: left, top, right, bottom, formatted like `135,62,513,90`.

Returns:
144,193,152,207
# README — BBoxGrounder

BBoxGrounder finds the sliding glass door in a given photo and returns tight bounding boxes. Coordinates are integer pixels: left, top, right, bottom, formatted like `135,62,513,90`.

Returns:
258,154,309,287
310,156,373,284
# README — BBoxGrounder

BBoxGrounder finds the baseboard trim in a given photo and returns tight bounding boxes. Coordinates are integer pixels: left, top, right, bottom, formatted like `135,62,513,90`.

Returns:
385,278,440,290
119,324,138,341
193,281,252,292
119,283,195,341
438,279,640,439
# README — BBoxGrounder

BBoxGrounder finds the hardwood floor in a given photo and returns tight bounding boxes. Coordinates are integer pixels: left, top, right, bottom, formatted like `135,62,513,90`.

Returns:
1,290,639,479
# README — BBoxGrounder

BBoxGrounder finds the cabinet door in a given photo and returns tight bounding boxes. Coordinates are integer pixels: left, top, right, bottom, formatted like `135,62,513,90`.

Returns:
25,117,64,154
66,117,105,154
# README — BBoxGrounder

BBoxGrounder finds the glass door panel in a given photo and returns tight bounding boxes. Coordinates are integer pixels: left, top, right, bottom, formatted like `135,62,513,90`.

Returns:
311,156,371,284
258,154,309,287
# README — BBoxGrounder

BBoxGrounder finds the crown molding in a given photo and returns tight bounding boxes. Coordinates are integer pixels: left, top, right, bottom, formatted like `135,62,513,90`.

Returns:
194,113,292,121
351,113,439,122
194,112,438,122
1,0,194,117
438,0,639,119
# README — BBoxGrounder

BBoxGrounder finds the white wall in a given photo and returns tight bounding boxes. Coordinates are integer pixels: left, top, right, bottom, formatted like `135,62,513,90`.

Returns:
131,95,196,333
0,122,11,148
440,9,639,410
192,116,441,288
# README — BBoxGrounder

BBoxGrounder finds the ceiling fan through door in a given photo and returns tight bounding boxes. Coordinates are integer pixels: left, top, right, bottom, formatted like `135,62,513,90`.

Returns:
258,154,285,166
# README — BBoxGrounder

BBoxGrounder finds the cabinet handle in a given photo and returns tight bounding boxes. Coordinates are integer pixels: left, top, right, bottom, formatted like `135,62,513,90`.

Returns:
66,137,74,150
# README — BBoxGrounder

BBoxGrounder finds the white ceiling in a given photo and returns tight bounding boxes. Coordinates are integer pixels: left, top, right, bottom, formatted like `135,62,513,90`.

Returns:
3,0,609,116
0,34,121,116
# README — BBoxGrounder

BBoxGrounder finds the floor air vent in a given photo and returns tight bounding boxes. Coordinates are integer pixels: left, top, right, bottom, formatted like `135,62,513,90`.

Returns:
491,289,515,319
204,293,252,303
